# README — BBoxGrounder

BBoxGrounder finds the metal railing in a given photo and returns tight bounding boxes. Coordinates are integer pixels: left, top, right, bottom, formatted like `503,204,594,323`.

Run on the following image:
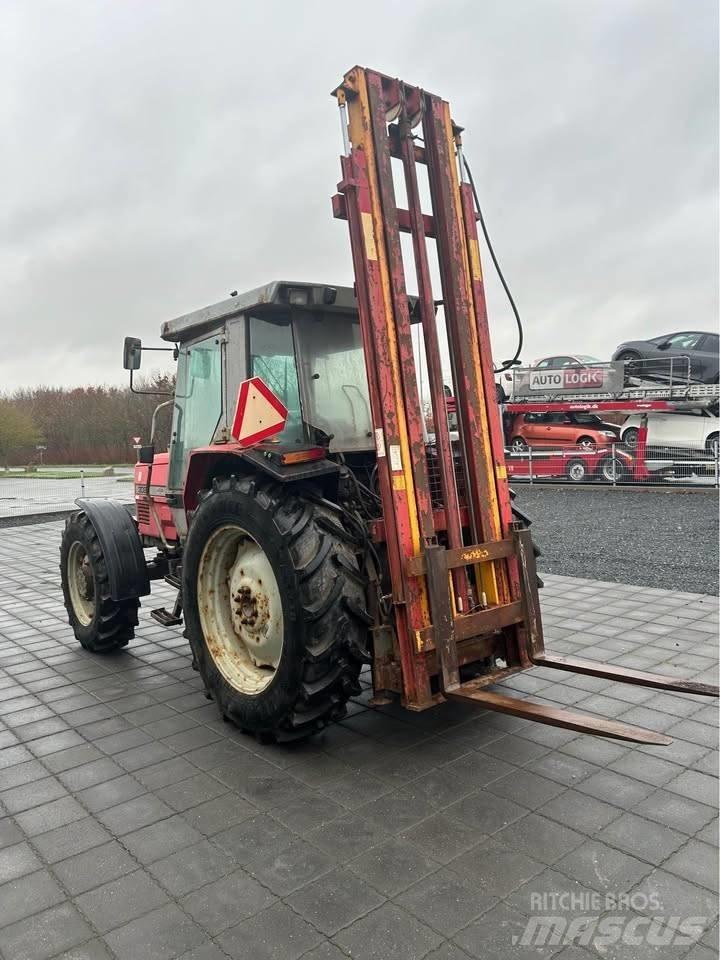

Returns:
0,469,135,519
505,443,720,487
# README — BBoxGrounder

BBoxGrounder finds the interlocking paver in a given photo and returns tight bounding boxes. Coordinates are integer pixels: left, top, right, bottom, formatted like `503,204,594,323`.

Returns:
0,902,94,960
0,868,65,926
85,871,167,934
53,840,138,895
104,902,206,960
0,522,716,960
217,901,322,960
334,902,443,960
147,839,236,896
180,868,277,935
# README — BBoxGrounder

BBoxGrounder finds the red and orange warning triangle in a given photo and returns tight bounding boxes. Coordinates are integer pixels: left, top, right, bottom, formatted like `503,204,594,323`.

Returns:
231,377,288,447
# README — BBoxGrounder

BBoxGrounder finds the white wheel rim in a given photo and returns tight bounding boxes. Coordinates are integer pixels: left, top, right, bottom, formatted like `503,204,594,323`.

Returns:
67,541,95,626
604,459,620,481
512,440,526,452
197,524,284,695
579,439,594,450
569,464,585,481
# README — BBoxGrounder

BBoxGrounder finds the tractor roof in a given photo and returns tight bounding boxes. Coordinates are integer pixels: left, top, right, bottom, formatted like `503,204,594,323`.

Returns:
161,281,358,343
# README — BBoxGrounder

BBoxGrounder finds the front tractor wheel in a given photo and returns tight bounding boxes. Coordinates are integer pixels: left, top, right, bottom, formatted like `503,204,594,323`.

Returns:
60,513,139,652
183,476,370,741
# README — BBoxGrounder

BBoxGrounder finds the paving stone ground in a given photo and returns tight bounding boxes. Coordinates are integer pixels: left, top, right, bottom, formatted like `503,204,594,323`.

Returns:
0,519,717,960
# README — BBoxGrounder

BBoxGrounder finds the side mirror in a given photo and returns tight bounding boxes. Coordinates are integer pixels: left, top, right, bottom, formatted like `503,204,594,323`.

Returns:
123,337,142,370
656,341,671,351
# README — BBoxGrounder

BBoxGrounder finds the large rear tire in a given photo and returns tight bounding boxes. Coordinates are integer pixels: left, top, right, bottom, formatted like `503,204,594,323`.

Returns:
182,476,370,741
60,512,139,652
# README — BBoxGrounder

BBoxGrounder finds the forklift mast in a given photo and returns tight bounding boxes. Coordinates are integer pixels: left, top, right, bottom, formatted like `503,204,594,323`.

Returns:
332,66,716,741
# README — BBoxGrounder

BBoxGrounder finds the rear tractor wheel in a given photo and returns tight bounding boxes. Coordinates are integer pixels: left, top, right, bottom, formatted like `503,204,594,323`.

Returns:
60,512,139,652
182,476,370,741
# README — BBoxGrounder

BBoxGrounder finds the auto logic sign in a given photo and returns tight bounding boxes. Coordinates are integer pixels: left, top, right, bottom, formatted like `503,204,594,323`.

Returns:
513,362,625,396
529,367,605,390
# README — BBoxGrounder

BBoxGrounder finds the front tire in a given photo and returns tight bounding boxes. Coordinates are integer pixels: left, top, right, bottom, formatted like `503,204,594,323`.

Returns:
577,436,596,451
182,476,370,741
60,512,138,652
510,437,528,452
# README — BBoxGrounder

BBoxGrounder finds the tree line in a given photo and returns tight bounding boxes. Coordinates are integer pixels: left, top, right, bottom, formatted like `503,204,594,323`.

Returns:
0,375,175,467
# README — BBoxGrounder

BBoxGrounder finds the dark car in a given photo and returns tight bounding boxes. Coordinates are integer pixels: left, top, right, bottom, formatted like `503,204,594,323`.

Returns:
612,331,719,384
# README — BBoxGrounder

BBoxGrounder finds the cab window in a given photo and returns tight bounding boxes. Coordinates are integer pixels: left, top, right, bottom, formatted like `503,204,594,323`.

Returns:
169,335,223,489
248,315,305,444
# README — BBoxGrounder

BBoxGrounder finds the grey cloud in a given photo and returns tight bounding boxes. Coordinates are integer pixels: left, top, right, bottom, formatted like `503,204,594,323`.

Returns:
1,0,717,388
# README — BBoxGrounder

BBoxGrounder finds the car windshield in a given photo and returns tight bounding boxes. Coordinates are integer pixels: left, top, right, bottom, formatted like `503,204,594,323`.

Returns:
576,355,600,362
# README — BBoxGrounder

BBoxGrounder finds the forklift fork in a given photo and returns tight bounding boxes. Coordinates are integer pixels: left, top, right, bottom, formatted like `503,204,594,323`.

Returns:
428,528,716,745
333,66,717,745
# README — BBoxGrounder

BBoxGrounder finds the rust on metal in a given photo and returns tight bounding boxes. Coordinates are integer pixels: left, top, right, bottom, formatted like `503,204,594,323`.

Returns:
424,545,459,690
407,538,515,577
416,600,524,651
533,653,720,698
445,687,673,745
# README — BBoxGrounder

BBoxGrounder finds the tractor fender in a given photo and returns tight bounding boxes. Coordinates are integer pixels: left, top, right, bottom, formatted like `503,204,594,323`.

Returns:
75,499,151,601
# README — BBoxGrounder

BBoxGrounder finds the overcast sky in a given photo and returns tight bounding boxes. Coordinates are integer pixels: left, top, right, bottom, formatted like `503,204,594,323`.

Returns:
2,0,717,391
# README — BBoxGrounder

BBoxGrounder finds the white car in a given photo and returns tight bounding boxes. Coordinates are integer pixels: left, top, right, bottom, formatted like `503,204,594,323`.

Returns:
621,410,719,452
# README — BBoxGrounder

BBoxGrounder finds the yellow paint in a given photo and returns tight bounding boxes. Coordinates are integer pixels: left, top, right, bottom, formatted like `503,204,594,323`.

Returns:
361,212,377,261
496,465,507,479
392,475,406,490
460,547,490,563
440,104,508,605
345,69,430,628
468,238,483,283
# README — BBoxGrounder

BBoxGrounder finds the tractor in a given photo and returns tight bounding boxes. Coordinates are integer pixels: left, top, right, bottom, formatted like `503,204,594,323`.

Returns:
60,67,717,744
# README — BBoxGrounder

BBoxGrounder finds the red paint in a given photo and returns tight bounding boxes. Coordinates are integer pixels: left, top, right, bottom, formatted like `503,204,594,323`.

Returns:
134,453,178,543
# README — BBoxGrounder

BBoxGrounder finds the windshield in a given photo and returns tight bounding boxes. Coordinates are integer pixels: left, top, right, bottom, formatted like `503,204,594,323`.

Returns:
294,311,373,451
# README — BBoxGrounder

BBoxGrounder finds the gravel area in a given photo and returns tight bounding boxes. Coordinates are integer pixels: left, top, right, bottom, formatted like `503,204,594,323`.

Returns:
514,486,719,595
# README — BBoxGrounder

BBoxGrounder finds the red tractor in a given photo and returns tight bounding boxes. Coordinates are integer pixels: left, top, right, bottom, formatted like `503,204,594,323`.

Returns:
59,67,716,744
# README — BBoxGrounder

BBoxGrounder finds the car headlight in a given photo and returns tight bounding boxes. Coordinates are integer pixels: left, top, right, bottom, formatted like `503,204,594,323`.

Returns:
602,431,616,437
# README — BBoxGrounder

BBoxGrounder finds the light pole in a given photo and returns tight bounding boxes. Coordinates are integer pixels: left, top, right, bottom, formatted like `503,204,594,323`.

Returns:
36,444,47,467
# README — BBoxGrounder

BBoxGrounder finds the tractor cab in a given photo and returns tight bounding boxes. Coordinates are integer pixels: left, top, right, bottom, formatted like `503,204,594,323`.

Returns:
162,280,373,472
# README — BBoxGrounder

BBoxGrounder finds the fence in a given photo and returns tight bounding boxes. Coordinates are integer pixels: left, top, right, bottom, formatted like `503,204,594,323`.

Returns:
0,469,135,519
505,443,720,487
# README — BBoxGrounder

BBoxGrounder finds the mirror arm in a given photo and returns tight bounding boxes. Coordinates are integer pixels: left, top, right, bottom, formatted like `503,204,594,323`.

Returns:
129,369,174,397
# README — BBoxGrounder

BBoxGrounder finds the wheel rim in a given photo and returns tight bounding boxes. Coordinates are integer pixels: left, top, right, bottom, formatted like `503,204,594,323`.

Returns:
67,541,95,626
624,431,638,449
197,524,283,695
578,438,595,451
603,459,620,481
511,439,527,452
569,463,585,481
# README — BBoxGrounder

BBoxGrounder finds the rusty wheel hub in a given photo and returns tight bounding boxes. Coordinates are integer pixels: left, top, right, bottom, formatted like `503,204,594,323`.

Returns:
67,541,95,626
197,524,284,695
